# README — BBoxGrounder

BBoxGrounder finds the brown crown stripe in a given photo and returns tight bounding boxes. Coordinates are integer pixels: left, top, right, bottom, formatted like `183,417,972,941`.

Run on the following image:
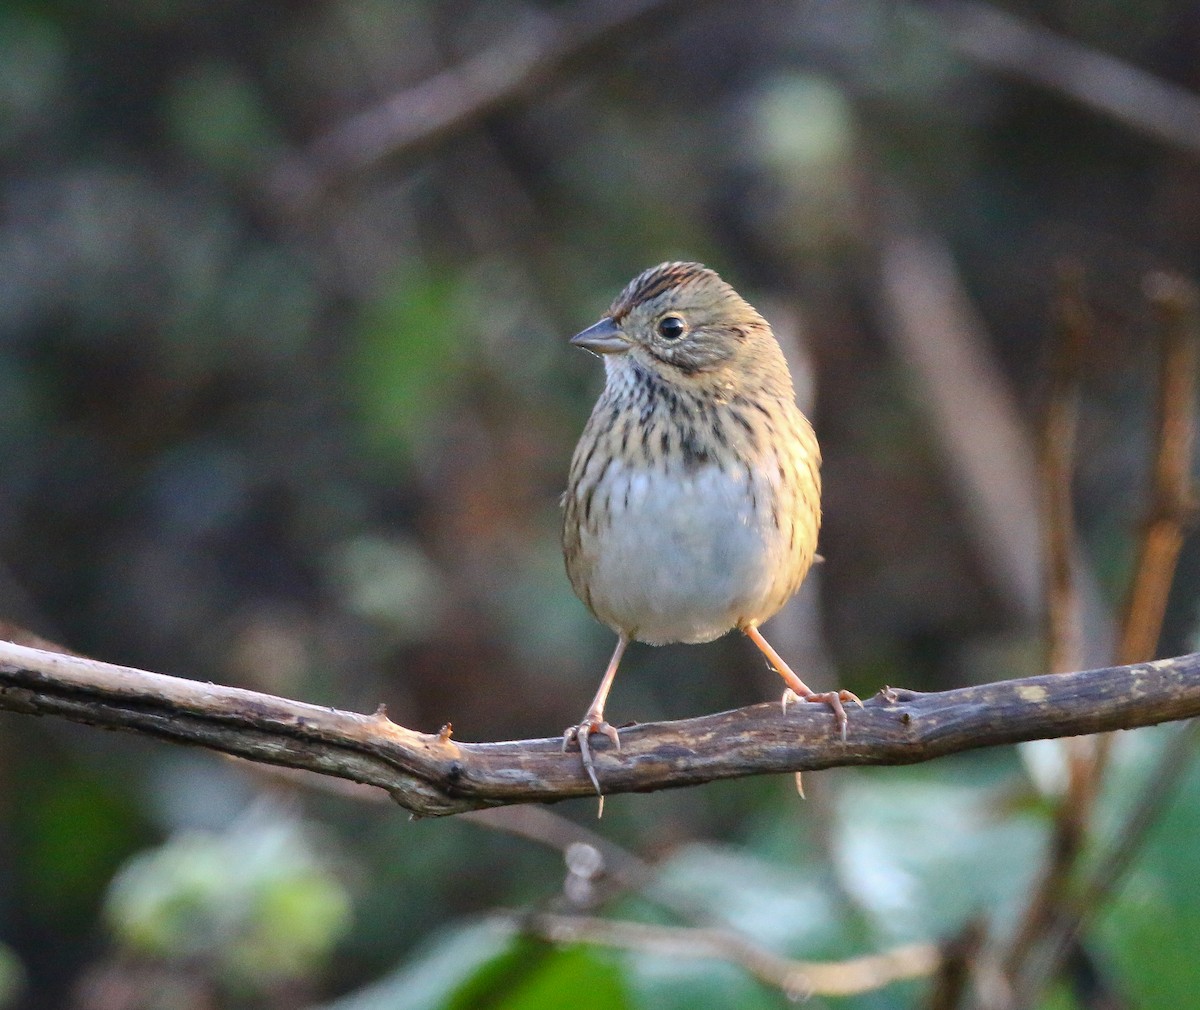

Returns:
610,262,711,320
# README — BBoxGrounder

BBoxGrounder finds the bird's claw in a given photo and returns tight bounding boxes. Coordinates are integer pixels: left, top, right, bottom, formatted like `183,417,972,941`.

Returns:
563,717,620,796
781,688,862,742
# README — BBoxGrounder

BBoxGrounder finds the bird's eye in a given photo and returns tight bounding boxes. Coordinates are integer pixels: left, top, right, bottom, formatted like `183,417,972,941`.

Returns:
657,315,686,340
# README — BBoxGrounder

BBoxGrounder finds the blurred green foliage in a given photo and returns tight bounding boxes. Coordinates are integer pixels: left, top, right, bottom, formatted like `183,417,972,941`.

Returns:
0,943,25,1010
1094,726,1200,1008
106,808,350,993
3,0,1200,1007
311,739,1200,1010
350,270,467,467
14,752,149,926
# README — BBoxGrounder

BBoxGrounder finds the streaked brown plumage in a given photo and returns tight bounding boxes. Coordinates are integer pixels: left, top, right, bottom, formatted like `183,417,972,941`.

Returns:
562,262,859,793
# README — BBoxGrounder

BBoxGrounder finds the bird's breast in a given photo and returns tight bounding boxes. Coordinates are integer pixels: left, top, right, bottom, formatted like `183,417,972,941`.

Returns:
565,449,819,645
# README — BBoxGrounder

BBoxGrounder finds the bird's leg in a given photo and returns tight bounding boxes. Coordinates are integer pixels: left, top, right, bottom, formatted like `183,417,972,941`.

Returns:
744,624,862,741
563,634,627,795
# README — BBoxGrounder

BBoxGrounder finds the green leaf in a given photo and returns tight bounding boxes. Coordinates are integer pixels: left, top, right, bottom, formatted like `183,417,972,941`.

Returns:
347,270,465,467
0,944,26,1010
21,769,145,922
105,808,350,988
652,842,841,952
831,759,1046,944
445,938,627,1010
315,921,628,1010
1093,725,1200,1007
161,61,281,176
626,957,777,1010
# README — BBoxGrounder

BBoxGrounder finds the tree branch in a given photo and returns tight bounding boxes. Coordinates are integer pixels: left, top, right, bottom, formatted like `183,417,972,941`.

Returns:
3,639,1200,817
942,0,1200,161
271,0,698,208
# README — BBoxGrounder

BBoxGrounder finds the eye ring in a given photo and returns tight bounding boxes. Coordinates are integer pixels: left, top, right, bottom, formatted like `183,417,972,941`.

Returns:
657,314,686,340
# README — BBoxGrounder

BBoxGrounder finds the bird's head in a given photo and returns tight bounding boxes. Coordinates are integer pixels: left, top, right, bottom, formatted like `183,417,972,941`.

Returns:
570,262,791,396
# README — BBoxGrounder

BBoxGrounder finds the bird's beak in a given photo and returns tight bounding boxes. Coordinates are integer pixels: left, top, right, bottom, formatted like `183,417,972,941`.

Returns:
570,317,629,355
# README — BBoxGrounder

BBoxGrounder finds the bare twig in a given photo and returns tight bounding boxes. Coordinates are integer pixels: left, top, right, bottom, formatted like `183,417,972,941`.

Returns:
272,0,696,207
1049,262,1102,833
4,641,1200,817
942,0,1200,161
999,272,1200,1009
928,921,987,1010
252,741,912,997
1116,273,1200,666
247,757,654,886
1001,720,1200,1010
1040,262,1090,677
1084,273,1200,788
1072,720,1200,932
998,720,1196,1010
258,733,933,1000
520,911,940,998
1001,264,1094,986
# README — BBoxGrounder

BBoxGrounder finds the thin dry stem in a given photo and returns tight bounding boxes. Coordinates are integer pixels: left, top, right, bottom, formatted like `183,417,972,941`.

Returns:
520,911,940,998
1012,719,1200,1005
998,271,1200,1009
1091,272,1200,781
1003,264,1095,981
261,739,937,998
1117,272,1200,665
1040,261,1089,677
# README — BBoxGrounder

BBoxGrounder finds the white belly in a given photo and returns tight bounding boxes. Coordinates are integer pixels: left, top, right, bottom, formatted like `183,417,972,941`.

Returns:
574,461,809,645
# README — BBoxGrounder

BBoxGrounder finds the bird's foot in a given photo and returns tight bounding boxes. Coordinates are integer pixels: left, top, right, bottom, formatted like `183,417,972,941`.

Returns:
781,688,863,741
563,716,620,795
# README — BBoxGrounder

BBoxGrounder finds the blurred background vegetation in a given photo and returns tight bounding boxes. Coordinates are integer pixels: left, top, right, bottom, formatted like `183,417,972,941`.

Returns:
3,0,1200,1007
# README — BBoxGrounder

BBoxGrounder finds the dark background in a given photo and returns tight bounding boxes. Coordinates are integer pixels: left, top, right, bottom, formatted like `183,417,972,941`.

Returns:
2,1,1200,1007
